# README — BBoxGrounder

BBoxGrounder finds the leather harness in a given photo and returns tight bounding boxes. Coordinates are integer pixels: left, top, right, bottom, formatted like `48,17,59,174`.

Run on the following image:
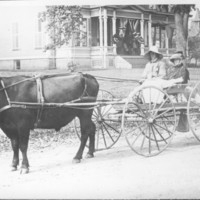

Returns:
0,73,88,128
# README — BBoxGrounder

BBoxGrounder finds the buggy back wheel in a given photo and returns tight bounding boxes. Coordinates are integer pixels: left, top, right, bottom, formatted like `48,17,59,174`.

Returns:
187,81,200,141
74,89,122,151
122,85,177,157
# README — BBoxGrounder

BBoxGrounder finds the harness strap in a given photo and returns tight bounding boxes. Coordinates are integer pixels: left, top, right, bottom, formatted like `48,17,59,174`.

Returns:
34,76,45,128
0,80,12,113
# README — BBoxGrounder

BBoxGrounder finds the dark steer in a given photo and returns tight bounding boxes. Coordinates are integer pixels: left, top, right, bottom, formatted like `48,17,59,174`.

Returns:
0,73,99,174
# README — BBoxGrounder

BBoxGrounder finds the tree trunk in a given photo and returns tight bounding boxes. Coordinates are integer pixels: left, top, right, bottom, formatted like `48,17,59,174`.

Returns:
174,12,188,56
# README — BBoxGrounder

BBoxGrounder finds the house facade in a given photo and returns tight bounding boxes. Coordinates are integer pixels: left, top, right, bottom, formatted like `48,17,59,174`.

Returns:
0,5,176,70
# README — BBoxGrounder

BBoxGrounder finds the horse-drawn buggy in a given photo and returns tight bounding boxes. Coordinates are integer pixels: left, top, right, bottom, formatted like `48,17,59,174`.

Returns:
0,71,200,173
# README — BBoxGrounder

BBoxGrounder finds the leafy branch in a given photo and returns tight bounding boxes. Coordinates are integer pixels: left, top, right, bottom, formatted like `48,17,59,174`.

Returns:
39,6,84,50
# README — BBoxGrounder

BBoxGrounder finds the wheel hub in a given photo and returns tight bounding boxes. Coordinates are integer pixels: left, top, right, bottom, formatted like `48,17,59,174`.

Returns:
148,117,154,123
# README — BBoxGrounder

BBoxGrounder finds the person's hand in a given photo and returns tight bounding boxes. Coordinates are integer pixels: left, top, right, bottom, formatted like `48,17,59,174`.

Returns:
139,79,145,84
173,77,184,83
113,38,119,43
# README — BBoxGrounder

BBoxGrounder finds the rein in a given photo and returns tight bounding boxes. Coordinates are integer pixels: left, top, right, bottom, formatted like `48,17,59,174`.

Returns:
94,75,139,83
0,73,138,113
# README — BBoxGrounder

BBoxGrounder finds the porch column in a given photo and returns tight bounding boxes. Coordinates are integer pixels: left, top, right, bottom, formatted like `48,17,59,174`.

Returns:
140,14,144,55
103,8,108,68
99,7,103,53
103,8,108,53
87,18,91,47
165,17,169,55
148,14,152,47
112,10,117,54
144,21,148,47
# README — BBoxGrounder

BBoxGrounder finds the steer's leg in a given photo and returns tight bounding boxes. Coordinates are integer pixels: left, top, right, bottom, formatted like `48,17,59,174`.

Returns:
1,128,19,171
85,120,96,158
73,114,93,163
10,136,19,171
18,129,30,174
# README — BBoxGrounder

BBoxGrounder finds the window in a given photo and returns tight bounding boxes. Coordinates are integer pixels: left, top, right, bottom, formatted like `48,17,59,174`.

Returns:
107,17,113,46
14,60,21,70
91,17,99,46
35,19,43,49
151,24,166,48
12,22,19,50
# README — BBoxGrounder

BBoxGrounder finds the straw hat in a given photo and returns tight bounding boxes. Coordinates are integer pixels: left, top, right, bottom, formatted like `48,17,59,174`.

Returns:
144,46,163,60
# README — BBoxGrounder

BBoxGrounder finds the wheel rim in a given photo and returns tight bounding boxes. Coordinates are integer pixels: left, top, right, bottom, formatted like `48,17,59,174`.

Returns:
187,81,200,141
122,85,176,157
74,89,122,151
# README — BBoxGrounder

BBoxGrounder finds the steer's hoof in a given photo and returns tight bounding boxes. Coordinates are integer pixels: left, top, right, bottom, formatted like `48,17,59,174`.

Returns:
20,168,29,174
11,166,17,171
85,153,94,159
72,158,81,164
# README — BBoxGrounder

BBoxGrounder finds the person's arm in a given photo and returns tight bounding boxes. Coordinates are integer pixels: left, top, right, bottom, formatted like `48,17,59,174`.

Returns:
142,63,150,79
158,61,167,78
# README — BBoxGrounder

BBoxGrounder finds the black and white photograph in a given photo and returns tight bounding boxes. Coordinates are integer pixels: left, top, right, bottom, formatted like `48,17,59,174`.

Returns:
0,0,200,199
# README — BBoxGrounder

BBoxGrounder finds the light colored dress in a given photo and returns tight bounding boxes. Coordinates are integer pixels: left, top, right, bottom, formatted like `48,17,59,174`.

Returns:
142,59,167,79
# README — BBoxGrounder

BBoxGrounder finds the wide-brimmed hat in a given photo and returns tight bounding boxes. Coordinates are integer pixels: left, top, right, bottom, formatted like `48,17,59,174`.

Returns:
144,46,163,60
170,53,183,62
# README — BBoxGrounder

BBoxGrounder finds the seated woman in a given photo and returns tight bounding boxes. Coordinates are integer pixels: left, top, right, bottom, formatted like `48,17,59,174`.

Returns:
141,51,189,89
164,51,190,84
134,51,189,104
141,45,166,80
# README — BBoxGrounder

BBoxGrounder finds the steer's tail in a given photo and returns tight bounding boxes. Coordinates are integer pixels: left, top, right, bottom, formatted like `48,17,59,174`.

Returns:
82,73,99,100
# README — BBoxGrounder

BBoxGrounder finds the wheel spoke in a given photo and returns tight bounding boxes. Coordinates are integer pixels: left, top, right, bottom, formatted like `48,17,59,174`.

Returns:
96,127,100,150
155,117,174,136
150,125,160,151
130,125,148,147
154,108,172,120
103,121,121,135
101,123,115,142
148,126,152,154
93,108,99,118
154,121,174,137
125,121,146,136
151,124,168,144
100,124,107,149
140,125,148,151
153,96,170,117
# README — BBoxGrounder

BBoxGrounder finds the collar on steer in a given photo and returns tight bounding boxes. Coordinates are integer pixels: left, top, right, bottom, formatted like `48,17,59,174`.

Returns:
0,80,11,113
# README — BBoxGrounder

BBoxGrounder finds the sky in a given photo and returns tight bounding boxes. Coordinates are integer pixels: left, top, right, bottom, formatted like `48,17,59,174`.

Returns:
0,0,199,6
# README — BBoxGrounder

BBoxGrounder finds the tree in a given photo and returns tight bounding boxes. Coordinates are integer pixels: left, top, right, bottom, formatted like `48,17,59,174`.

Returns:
157,5,195,56
188,34,200,66
39,6,84,50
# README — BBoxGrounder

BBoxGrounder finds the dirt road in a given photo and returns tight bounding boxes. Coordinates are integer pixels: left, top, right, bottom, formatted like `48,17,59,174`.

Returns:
1,131,200,199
